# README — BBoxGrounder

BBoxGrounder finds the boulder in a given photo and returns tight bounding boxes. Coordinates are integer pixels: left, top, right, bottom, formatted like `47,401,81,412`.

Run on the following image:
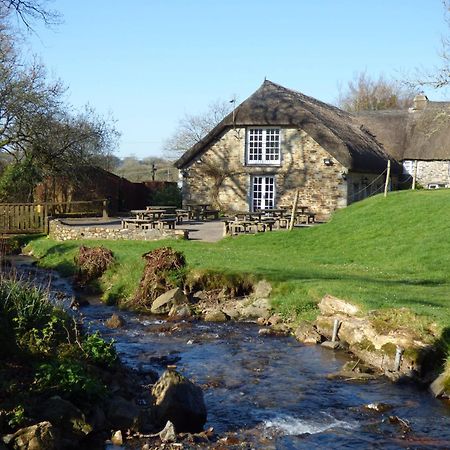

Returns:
204,310,228,322
168,304,192,319
240,298,271,320
318,295,360,316
39,396,92,437
151,370,207,433
151,288,188,315
105,313,126,328
294,321,323,344
4,421,59,450
430,372,450,398
253,280,272,299
106,396,140,431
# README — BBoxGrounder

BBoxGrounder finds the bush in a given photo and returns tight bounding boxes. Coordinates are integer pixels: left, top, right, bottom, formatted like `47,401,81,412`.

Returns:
34,360,106,401
82,331,117,368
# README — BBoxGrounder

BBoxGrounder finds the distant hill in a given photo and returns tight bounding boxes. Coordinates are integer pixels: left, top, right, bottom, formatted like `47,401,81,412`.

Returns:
112,156,178,182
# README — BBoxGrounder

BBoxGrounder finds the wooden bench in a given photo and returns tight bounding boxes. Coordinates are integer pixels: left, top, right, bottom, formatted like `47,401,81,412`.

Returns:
201,209,220,220
156,217,177,230
296,212,316,225
175,209,190,224
122,218,156,229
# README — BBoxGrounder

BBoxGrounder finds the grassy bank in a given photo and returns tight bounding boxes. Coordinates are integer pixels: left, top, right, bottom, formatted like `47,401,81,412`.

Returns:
26,190,450,327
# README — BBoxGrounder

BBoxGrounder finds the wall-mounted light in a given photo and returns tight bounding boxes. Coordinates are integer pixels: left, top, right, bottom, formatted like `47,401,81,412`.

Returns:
341,171,347,180
323,158,333,166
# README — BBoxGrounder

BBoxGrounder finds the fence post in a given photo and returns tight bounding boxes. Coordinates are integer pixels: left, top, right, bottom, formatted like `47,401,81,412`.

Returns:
102,199,109,218
289,190,300,231
384,160,391,198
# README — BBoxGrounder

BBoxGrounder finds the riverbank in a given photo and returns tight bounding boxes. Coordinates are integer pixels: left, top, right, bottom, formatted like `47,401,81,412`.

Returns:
3,246,450,448
23,191,450,367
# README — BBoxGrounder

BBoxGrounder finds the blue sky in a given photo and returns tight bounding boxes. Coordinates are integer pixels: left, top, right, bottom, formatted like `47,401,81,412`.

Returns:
26,0,449,159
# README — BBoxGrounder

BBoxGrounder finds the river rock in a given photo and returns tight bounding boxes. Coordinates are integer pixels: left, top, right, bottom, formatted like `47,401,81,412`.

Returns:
4,421,59,450
105,313,126,328
39,396,92,438
240,298,271,320
430,372,449,398
159,420,177,443
106,396,140,430
111,430,123,446
318,295,360,316
253,280,272,299
294,320,323,344
151,369,207,433
204,309,228,322
168,304,192,319
151,288,188,314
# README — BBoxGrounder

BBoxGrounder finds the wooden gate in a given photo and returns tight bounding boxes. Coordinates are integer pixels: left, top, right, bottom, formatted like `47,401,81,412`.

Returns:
0,203,48,234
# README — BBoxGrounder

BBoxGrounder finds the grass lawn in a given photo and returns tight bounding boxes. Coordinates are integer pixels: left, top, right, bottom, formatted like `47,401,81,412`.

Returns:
25,190,450,332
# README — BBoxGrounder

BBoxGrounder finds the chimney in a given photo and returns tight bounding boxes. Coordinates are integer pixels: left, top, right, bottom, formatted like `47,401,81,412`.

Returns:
413,93,429,110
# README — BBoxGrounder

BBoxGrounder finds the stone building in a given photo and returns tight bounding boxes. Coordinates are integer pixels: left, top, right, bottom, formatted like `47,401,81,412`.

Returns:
175,80,397,219
357,94,450,189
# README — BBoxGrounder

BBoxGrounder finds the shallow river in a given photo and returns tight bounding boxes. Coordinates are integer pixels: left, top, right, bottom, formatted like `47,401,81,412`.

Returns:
11,256,450,449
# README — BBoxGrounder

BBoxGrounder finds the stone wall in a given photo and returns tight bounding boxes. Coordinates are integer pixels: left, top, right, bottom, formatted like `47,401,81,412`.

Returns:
415,160,450,188
182,127,349,219
49,220,188,241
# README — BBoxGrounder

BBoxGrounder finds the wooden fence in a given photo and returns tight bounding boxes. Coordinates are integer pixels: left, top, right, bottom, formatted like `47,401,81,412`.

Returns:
0,199,108,234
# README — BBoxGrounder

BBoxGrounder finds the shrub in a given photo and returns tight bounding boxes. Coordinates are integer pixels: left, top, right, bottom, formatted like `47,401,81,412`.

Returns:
34,360,106,401
81,331,117,368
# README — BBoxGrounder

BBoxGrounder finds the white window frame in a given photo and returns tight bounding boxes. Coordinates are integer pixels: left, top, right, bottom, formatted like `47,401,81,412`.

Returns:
246,128,281,165
251,175,276,211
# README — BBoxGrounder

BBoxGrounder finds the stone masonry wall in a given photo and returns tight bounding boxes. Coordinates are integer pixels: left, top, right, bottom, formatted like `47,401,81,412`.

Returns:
49,220,188,241
416,160,450,187
183,127,348,219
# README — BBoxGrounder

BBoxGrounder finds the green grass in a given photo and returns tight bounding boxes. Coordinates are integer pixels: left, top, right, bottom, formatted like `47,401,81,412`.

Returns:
26,190,450,332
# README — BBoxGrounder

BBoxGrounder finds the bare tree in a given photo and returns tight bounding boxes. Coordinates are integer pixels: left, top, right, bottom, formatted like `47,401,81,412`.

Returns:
338,71,417,112
0,19,119,201
409,1,450,89
164,99,233,158
1,0,61,29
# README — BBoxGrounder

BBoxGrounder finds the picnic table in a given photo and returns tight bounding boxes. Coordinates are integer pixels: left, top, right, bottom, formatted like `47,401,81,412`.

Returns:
185,203,219,221
146,205,177,211
123,209,177,230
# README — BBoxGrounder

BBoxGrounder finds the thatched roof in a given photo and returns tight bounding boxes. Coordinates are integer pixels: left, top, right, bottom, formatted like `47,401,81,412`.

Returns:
357,101,450,161
175,80,394,173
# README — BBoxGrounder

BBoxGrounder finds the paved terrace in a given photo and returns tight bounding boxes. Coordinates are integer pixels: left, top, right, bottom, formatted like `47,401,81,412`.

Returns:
58,218,226,243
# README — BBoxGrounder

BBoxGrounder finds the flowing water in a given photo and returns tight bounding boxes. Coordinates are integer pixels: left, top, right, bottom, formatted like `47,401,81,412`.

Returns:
9,256,450,449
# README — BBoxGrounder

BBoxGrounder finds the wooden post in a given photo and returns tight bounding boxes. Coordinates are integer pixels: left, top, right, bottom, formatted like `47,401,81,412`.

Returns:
412,160,417,190
44,203,49,234
384,160,391,198
102,199,109,218
289,190,300,231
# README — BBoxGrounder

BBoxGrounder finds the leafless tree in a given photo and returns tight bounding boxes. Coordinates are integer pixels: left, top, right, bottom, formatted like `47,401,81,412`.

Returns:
338,71,417,112
1,0,61,29
164,99,233,158
408,1,450,89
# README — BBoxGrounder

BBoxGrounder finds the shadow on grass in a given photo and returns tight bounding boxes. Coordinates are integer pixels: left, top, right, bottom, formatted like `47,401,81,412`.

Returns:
253,266,449,288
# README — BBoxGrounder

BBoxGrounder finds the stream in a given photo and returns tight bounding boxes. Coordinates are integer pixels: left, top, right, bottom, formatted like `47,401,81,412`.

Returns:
9,255,450,449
